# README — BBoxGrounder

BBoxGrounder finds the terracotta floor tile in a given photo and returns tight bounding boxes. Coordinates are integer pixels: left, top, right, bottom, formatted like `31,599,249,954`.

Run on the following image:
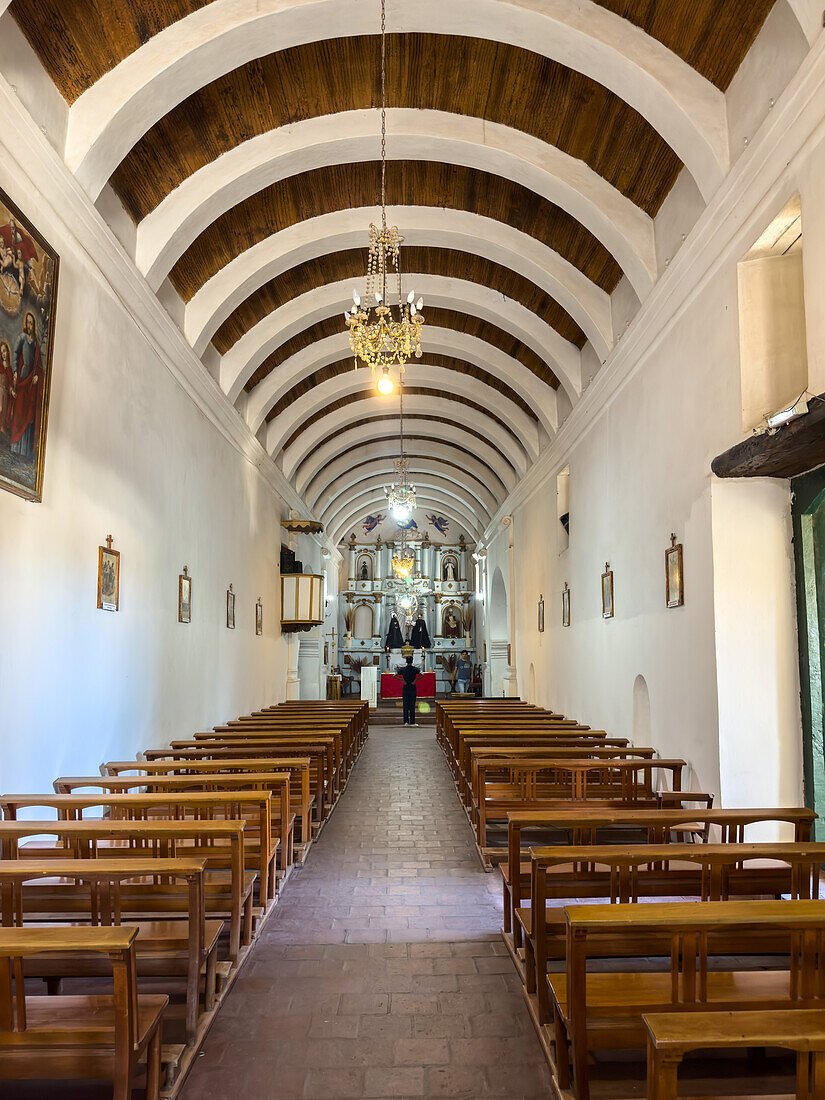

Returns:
178,724,548,1099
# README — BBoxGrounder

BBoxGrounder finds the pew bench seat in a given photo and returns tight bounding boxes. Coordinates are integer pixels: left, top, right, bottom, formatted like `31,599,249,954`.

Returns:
643,1008,825,1099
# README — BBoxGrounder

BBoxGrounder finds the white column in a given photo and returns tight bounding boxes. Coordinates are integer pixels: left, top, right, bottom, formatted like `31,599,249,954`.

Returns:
503,515,519,698
298,635,322,699
285,634,301,700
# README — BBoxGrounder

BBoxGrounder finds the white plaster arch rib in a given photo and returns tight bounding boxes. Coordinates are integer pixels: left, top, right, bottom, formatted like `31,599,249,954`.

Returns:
306,441,507,510
230,290,572,417
785,0,823,45
186,206,612,367
321,473,492,531
247,329,556,442
217,275,578,406
137,110,656,300
282,397,529,483
265,363,539,464
329,490,482,545
318,460,499,520
66,0,728,204
295,420,517,498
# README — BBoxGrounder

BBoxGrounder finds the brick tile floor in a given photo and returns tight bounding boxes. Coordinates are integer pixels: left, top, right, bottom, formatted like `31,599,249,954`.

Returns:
180,724,552,1099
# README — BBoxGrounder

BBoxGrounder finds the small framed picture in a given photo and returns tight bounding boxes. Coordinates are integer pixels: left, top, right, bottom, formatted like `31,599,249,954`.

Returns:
178,566,191,623
562,583,570,627
537,595,545,633
97,536,120,612
601,563,614,619
324,642,329,665
256,598,263,636
226,584,235,629
665,534,684,608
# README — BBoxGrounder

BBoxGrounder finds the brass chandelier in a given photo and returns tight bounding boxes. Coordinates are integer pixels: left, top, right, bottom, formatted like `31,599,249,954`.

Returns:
343,0,424,393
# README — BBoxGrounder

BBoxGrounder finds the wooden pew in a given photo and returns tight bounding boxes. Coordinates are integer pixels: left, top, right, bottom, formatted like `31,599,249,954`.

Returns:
100,757,313,849
501,806,817,946
443,719,598,773
0,925,166,1100
551,899,825,1100
145,741,336,821
0,819,248,963
0,791,275,905
0,857,210,1046
527,841,825,1028
459,744,656,813
643,1008,825,1098
474,757,686,855
52,772,294,880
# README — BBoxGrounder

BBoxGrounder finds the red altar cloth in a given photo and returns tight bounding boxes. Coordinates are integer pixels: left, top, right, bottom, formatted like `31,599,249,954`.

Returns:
380,671,436,699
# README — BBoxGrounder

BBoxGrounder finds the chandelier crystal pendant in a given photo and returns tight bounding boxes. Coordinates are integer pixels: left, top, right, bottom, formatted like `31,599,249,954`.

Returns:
343,0,424,386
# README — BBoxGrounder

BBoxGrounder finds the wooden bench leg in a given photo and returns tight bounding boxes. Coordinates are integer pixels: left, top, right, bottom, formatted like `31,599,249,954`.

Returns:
554,1004,572,1091
502,880,511,934
204,944,217,1012
800,1050,825,1100
243,895,254,946
647,1046,681,1100
146,1021,163,1100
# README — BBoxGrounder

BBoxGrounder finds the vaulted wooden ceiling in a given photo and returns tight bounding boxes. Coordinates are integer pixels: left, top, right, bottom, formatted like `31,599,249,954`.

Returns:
9,0,781,539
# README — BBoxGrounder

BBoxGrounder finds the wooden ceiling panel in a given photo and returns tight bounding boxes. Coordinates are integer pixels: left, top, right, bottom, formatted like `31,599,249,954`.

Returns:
212,247,586,354
111,34,681,219
265,354,538,422
11,4,775,113
592,0,775,89
281,387,521,451
242,306,559,394
171,161,621,301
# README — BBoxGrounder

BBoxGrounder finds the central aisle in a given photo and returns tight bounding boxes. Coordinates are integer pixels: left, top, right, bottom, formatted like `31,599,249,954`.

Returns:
181,723,552,1099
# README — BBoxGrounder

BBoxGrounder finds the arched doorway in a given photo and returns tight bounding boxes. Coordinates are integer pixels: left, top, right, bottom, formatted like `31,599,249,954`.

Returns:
488,566,509,697
633,674,651,747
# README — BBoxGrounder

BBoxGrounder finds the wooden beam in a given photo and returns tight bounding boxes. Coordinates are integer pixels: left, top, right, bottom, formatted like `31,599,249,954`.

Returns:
711,393,825,479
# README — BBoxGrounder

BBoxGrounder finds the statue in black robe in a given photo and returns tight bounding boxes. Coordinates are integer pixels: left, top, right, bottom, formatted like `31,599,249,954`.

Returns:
410,616,431,649
385,614,404,649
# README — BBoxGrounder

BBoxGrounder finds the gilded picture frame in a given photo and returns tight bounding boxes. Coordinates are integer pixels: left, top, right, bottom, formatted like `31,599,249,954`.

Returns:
562,583,570,627
0,185,60,502
97,537,120,612
178,566,191,624
601,564,614,619
665,535,684,608
537,595,545,633
256,598,263,636
226,584,235,629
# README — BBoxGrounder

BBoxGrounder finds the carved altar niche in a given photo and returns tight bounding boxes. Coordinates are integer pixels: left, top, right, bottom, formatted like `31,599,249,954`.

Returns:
442,604,462,639
441,553,459,583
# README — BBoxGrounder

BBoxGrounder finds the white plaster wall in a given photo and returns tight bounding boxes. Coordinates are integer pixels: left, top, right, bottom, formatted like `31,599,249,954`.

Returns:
0,145,290,795
506,65,825,807
711,477,803,831
0,16,67,150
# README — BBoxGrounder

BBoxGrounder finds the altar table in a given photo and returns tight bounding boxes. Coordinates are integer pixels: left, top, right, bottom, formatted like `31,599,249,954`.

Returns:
380,671,436,699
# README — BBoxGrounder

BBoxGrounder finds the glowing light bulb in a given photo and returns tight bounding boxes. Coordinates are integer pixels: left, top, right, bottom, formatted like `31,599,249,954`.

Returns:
415,298,423,312
392,502,411,522
375,291,383,304
377,371,394,395
407,289,415,304
352,290,360,306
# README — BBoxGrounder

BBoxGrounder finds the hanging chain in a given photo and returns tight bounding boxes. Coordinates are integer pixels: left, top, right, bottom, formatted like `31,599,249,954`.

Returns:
399,378,404,458
380,0,387,229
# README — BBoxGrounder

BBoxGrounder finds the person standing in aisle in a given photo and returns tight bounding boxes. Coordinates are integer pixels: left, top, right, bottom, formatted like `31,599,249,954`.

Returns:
456,650,473,693
396,656,421,726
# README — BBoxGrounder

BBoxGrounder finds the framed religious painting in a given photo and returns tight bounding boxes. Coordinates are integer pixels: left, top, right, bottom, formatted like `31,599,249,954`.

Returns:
0,186,60,502
665,534,684,608
226,584,235,629
601,563,614,619
178,566,191,623
562,583,570,627
97,536,120,612
255,598,263,636
537,595,545,633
